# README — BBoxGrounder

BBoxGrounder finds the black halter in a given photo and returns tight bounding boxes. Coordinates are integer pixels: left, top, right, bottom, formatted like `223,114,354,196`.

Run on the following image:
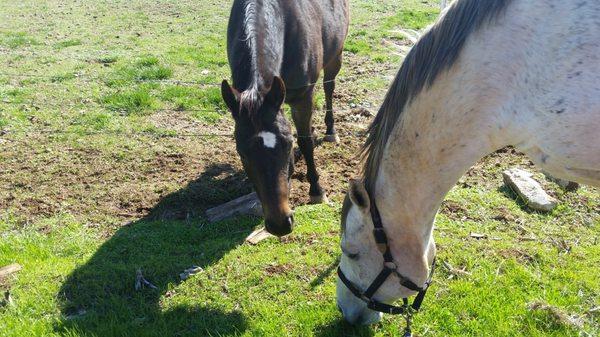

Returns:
337,197,436,336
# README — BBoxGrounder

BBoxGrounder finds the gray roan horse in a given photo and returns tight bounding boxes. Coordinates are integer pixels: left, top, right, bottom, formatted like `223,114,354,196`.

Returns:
221,0,349,236
337,0,600,329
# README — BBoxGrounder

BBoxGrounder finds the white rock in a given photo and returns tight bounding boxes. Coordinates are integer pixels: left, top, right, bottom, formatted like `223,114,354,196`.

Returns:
503,168,558,212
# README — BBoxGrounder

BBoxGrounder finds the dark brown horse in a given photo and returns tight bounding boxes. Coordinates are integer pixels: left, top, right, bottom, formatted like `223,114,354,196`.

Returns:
222,0,349,236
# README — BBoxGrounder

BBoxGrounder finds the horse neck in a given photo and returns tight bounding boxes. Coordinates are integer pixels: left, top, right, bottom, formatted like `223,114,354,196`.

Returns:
373,64,507,265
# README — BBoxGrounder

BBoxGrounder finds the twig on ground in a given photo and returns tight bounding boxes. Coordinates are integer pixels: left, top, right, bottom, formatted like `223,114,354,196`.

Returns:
587,306,600,315
442,261,472,279
135,269,158,290
527,301,584,329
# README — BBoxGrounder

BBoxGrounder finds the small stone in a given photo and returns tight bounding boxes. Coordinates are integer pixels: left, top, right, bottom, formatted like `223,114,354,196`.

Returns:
503,168,558,212
469,232,487,239
185,266,203,275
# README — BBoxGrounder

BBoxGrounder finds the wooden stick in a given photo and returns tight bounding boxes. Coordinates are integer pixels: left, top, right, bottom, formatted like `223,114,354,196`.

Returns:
206,192,263,223
0,263,22,278
245,227,274,245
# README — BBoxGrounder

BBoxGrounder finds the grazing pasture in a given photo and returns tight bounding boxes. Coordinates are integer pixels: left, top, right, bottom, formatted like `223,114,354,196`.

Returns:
0,0,598,336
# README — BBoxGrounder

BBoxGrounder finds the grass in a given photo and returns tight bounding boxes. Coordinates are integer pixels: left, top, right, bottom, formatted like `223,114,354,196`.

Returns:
0,31,38,49
0,0,598,336
102,87,158,115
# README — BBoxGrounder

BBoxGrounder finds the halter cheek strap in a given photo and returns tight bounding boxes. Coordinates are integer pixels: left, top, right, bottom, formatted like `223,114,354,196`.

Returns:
337,197,437,336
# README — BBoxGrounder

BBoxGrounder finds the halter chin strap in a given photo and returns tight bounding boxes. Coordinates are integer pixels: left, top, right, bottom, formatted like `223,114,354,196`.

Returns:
337,197,436,336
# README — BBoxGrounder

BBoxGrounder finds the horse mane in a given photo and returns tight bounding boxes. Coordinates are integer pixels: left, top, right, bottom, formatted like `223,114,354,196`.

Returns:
362,0,513,194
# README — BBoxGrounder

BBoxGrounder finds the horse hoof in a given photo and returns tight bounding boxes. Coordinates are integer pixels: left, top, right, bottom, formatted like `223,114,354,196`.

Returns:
310,193,329,204
323,134,340,143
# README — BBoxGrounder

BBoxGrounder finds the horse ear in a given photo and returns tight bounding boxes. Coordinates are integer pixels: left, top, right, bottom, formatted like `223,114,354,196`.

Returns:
265,76,286,108
221,80,240,118
348,179,370,212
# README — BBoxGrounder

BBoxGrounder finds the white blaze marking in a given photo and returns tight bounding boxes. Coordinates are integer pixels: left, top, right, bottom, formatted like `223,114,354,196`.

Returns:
258,131,277,148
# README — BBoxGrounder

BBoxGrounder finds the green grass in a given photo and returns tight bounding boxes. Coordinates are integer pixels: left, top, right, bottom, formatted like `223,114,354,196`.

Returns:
0,31,38,48
106,56,174,86
54,39,83,49
101,87,158,115
0,0,598,336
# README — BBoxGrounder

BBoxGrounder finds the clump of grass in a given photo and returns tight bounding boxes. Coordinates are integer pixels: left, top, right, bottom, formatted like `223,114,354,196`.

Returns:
101,88,156,115
383,9,439,30
0,116,8,129
191,110,223,124
0,88,30,104
74,111,114,131
161,86,223,109
343,38,372,55
0,31,38,49
97,55,119,64
160,86,226,124
50,73,76,83
54,39,82,49
106,55,173,86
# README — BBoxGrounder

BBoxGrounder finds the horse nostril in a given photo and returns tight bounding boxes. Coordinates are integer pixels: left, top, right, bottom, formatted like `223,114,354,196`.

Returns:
286,215,294,229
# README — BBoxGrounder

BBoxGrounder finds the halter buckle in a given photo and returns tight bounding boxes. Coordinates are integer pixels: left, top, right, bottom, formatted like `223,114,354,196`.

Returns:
384,261,397,270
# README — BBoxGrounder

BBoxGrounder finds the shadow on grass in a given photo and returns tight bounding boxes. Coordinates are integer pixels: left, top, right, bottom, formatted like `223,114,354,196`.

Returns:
313,318,375,337
310,256,340,289
55,164,257,336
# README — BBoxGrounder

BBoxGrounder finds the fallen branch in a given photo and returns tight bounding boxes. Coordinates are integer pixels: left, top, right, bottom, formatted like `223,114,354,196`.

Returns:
206,192,263,223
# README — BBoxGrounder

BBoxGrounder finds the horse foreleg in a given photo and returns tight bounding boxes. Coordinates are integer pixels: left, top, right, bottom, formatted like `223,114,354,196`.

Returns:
291,92,328,204
323,53,343,143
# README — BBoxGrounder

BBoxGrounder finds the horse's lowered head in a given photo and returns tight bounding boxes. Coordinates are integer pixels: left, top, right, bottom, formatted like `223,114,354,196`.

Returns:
336,180,435,325
222,76,295,236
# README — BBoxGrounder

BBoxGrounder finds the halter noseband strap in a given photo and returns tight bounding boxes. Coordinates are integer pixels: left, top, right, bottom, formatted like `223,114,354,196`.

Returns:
337,196,437,334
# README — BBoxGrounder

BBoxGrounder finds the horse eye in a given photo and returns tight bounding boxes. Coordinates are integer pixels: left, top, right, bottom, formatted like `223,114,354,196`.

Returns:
347,253,359,260
342,249,359,260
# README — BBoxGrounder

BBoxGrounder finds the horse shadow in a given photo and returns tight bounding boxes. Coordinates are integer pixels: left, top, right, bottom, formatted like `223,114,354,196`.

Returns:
54,163,259,337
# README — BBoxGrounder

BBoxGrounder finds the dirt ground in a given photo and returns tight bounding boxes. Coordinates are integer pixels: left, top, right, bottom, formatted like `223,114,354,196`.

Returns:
0,54,549,231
